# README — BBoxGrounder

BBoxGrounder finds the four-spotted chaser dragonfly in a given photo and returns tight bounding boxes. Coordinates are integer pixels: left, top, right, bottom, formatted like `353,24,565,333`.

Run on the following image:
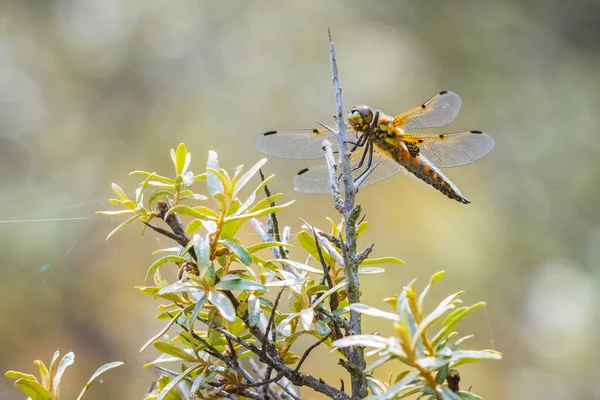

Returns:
255,91,494,204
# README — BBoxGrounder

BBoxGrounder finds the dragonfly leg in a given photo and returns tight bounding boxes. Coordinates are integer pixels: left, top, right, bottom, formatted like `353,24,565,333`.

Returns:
354,141,375,183
352,139,373,172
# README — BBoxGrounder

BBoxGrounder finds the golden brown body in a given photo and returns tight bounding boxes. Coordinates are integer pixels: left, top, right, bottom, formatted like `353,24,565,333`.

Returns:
256,90,494,202
354,111,469,203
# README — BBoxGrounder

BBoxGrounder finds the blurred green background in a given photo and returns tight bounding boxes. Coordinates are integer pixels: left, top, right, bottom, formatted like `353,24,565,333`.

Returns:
1,1,599,399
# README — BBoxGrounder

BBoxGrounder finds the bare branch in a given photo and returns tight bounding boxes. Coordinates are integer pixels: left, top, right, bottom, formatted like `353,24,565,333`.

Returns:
326,27,367,398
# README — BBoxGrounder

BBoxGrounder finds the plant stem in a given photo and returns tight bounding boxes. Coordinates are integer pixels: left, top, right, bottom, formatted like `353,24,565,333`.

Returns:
326,28,367,399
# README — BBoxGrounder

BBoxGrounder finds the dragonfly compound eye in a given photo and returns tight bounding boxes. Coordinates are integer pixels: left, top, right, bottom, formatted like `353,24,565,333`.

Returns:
348,106,373,130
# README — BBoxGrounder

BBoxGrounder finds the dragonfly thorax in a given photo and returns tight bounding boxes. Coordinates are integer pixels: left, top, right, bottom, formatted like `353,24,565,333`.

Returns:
348,105,374,132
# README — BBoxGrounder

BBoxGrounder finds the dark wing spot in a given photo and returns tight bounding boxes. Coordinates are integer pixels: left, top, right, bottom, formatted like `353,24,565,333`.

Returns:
263,130,277,136
439,90,448,95
439,134,445,139
297,167,310,175
312,129,319,133
421,104,426,109
417,139,424,143
471,130,483,134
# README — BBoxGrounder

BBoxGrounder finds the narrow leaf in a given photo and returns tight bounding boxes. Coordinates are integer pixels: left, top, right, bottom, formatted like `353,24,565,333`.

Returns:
76,362,124,400
221,239,252,266
206,151,223,196
232,158,267,198
12,379,51,400
145,255,187,281
105,214,139,240
360,257,404,266
157,365,198,400
208,290,236,323
247,294,261,327
140,310,183,352
52,351,75,398
349,303,400,321
215,275,267,292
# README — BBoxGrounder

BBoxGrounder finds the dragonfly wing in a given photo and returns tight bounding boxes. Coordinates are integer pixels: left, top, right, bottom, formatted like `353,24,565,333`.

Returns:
393,91,462,130
404,130,495,168
255,129,359,160
293,148,402,193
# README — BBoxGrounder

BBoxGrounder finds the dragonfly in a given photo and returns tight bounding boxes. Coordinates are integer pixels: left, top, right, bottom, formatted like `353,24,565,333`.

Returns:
255,91,494,204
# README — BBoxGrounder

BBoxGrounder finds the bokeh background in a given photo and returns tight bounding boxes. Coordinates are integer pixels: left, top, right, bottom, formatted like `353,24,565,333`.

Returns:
1,1,599,399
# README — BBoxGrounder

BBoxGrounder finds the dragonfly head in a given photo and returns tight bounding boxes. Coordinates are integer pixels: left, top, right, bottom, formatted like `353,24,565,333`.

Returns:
348,106,374,132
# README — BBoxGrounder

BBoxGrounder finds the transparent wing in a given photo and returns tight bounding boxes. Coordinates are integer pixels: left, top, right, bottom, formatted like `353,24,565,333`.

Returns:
255,129,359,160
293,147,402,193
393,91,462,130
403,130,495,168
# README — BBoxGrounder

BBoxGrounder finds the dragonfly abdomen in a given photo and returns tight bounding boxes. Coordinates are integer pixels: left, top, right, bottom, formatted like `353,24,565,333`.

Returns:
398,148,470,204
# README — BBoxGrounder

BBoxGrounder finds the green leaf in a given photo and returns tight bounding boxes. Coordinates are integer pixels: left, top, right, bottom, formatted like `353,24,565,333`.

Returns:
179,193,207,201
52,351,74,398
235,174,274,215
363,355,392,373
299,308,314,331
96,209,135,216
137,172,156,203
157,282,205,296
207,290,236,323
413,292,464,344
157,364,198,400
418,271,445,311
315,320,331,336
193,234,211,269
145,255,187,281
364,372,419,400
5,371,37,381
215,275,267,292
358,267,385,274
333,334,393,350
456,391,483,400
166,205,218,220
436,364,449,384
111,183,128,201
105,214,140,240
232,158,267,198
450,350,502,367
247,294,261,327
349,303,401,321
432,302,486,347
172,143,190,176
33,359,49,389
438,385,462,400
246,242,292,253
360,256,404,266
130,171,174,184
12,378,51,400
47,351,60,397
224,201,295,222
357,221,370,238
312,281,346,307
206,151,223,196
140,310,183,352
248,193,282,214
297,230,332,265
272,259,323,274
76,362,124,400
154,341,198,362
189,292,208,336
221,239,252,266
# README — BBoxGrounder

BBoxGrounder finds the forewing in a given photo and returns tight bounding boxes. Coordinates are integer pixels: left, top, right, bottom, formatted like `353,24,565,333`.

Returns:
255,129,358,160
404,130,495,168
393,91,462,130
293,148,402,193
